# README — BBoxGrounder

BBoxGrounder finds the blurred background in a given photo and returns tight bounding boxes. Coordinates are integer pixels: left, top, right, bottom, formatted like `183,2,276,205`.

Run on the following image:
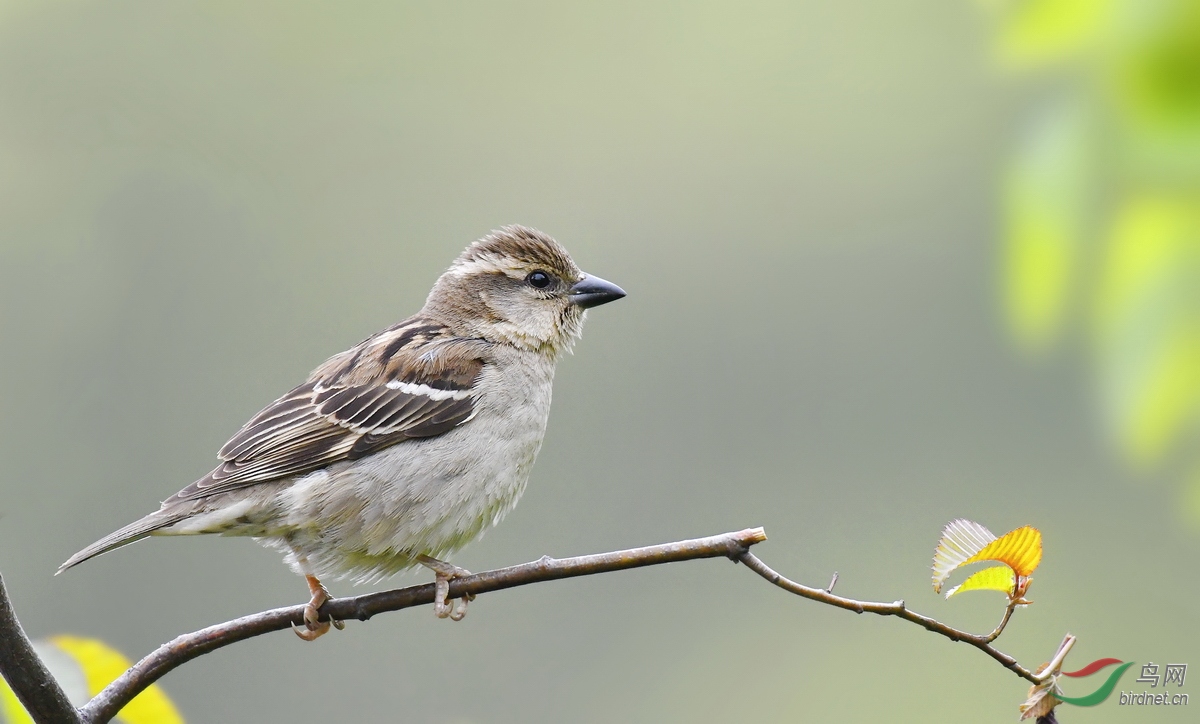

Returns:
1,1,1197,722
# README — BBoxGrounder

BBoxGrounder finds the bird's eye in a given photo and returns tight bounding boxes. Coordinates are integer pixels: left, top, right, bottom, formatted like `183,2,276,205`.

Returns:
526,271,553,289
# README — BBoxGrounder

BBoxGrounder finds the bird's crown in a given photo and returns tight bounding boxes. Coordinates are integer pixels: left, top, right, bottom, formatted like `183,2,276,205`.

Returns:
447,225,582,283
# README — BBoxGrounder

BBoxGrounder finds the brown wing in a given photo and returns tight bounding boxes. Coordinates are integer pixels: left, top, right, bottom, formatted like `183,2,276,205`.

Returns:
166,317,487,503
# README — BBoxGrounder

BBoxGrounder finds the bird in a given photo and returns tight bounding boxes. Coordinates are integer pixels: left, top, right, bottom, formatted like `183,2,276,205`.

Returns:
58,225,625,640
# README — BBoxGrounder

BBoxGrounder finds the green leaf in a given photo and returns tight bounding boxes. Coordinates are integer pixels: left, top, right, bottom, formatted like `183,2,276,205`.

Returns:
1114,0,1200,139
1091,196,1200,464
996,0,1116,70
1003,99,1090,354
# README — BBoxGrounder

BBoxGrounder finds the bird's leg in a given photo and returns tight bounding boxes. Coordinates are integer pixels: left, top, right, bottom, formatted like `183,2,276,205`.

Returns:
291,567,344,641
417,554,475,621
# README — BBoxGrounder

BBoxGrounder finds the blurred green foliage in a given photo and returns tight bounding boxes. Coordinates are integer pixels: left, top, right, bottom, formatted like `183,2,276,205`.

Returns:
995,0,1200,520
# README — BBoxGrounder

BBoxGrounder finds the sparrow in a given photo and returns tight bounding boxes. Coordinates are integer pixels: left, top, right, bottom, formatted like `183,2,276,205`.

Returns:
58,226,625,640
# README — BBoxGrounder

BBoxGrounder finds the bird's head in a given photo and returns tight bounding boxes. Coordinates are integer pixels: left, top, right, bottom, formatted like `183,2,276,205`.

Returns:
424,225,625,356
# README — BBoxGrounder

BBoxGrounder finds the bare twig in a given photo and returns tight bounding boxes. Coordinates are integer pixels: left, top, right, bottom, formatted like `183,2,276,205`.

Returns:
736,551,1038,683
0,528,1068,723
983,600,1021,644
0,574,83,724
1035,634,1077,682
78,528,768,724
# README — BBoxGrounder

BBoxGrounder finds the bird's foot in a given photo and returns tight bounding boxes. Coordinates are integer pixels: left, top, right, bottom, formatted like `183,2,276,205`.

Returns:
417,555,476,621
292,574,344,641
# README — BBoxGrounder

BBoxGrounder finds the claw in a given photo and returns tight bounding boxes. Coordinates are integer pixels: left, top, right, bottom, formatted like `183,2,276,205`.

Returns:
418,554,473,621
433,575,453,619
293,619,329,641
293,574,342,641
449,596,469,621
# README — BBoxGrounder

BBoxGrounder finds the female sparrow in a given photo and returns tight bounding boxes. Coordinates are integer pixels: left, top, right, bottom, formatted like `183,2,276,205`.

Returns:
59,225,625,640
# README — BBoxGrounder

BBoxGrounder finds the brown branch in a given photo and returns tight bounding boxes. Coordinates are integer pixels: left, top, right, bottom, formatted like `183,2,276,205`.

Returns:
78,528,768,724
0,528,1066,723
0,574,84,724
737,551,1038,683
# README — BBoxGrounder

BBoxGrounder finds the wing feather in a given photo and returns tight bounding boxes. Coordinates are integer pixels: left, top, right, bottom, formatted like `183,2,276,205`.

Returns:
167,318,488,503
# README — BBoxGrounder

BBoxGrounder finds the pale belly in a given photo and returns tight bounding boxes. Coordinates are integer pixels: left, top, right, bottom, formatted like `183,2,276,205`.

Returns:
257,363,553,583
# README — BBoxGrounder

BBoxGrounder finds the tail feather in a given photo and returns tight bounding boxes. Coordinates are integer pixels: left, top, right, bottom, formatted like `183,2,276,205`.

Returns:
57,511,187,574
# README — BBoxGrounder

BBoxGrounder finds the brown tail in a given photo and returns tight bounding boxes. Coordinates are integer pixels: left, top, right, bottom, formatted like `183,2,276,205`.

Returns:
57,511,187,574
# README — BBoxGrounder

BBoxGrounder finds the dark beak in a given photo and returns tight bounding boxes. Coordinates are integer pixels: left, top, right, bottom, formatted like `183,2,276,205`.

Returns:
569,273,626,309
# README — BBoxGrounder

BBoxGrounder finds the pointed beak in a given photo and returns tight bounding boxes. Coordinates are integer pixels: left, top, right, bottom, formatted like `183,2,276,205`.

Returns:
569,273,626,309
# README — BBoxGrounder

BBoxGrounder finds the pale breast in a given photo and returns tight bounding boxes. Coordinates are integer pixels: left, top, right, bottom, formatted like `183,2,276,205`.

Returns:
273,349,557,582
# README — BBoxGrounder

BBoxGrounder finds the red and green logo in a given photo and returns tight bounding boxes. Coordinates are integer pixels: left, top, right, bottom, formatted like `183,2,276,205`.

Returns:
1057,658,1134,707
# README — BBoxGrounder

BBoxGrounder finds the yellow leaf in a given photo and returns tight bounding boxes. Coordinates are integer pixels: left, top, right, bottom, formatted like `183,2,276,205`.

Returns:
945,565,1017,598
0,684,34,724
0,637,183,724
933,520,1043,600
49,636,183,724
964,525,1043,577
